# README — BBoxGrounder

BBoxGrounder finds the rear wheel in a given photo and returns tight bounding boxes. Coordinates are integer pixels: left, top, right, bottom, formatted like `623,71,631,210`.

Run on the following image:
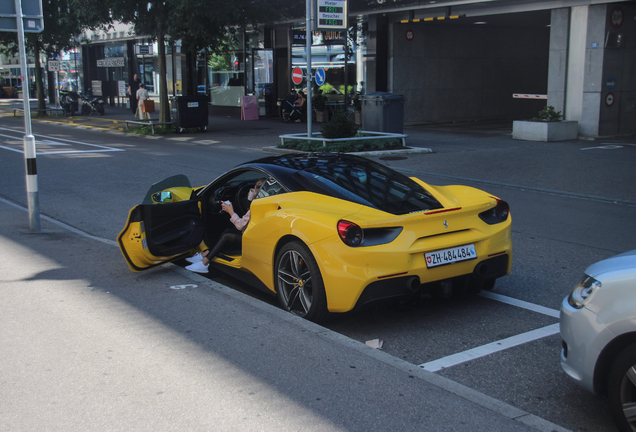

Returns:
608,343,636,432
275,241,329,323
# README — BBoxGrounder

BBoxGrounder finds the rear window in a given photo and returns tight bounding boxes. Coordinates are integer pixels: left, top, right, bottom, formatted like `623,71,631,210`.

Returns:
292,156,442,215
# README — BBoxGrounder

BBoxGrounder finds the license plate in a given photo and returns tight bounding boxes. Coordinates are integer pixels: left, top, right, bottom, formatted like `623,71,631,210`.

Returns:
425,244,477,268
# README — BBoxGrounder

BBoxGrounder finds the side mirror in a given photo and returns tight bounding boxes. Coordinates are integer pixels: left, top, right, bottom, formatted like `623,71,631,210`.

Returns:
152,191,173,203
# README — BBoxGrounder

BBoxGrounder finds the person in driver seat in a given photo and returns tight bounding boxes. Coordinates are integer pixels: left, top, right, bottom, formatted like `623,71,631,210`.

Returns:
186,178,265,273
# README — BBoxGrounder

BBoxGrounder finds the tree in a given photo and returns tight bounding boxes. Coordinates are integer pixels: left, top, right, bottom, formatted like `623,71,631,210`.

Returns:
0,0,108,116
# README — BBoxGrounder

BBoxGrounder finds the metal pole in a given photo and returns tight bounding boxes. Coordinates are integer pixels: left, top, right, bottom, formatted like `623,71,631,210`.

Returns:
55,69,60,108
306,0,312,137
15,0,40,232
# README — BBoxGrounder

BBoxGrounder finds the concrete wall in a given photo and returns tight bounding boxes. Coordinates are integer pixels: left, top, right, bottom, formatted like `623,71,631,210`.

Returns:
390,20,550,124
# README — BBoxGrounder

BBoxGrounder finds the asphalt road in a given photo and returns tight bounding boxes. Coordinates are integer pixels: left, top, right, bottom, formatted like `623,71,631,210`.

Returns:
1,105,635,431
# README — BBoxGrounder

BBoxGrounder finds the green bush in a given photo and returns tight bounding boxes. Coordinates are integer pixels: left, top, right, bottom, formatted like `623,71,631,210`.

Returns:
320,111,357,139
319,82,335,94
531,105,563,122
278,134,404,153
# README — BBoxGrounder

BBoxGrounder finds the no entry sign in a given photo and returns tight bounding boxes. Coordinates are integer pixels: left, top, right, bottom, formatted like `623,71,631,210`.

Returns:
291,67,303,85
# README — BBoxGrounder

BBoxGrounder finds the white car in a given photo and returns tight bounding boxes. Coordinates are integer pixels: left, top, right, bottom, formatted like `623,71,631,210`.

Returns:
560,249,636,432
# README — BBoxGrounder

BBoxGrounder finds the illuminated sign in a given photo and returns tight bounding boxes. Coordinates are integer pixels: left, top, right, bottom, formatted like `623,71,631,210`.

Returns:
315,0,347,31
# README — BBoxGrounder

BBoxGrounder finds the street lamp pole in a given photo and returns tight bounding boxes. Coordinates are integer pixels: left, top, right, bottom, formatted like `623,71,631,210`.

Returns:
15,0,40,232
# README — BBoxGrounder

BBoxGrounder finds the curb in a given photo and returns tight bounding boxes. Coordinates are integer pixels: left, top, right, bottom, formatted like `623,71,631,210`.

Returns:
261,146,433,156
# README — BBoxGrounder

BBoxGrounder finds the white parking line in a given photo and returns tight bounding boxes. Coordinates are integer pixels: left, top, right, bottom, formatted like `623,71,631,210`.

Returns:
479,291,560,318
418,292,561,372
420,324,560,372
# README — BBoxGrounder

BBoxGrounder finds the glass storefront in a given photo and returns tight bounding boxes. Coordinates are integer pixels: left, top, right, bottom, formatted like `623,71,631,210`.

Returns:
208,32,246,107
74,19,367,115
289,22,364,104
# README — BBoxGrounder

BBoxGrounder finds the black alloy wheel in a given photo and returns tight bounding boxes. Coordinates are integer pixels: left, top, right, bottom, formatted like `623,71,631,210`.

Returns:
608,343,636,432
275,240,328,323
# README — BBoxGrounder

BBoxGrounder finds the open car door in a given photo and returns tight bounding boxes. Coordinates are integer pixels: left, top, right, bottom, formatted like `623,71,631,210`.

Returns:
118,175,205,271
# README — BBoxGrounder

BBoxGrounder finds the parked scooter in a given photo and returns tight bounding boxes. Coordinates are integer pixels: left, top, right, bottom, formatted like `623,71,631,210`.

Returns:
80,93,105,116
59,89,79,115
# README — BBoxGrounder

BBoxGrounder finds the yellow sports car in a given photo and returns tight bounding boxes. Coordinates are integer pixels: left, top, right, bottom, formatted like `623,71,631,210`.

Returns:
118,153,512,322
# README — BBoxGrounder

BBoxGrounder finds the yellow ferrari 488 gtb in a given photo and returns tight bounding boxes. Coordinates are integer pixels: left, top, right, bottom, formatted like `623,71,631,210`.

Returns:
119,153,512,322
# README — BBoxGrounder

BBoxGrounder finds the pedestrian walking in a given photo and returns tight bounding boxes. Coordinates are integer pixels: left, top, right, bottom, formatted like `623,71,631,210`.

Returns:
128,74,141,116
136,84,150,120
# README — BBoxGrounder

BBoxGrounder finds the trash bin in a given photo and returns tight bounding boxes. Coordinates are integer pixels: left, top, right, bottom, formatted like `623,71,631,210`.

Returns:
170,95,209,132
361,92,405,134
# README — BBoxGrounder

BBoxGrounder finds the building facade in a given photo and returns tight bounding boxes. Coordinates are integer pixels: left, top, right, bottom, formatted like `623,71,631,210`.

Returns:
76,0,635,137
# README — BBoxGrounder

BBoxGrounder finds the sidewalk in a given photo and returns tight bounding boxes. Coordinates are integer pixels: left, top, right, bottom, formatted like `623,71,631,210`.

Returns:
0,196,568,431
1,98,513,149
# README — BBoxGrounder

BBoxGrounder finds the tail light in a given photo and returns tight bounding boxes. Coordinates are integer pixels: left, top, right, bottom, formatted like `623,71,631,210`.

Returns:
338,220,363,246
479,200,510,224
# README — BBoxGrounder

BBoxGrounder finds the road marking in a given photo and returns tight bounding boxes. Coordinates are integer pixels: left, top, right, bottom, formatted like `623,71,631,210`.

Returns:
0,127,124,154
417,292,560,372
170,284,198,290
479,291,560,318
581,144,623,150
419,323,560,372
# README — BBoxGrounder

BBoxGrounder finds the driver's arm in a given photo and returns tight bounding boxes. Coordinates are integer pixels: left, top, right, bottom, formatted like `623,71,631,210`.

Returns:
229,210,251,231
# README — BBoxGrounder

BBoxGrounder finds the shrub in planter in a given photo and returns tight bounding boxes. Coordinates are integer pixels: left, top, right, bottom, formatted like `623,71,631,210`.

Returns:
531,105,563,122
513,105,577,141
321,111,357,139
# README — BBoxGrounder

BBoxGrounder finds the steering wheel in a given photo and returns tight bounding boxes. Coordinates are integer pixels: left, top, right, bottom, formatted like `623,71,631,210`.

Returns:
234,183,252,216
211,187,229,213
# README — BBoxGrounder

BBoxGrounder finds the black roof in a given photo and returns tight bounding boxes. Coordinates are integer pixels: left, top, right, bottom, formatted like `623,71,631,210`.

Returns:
240,153,443,215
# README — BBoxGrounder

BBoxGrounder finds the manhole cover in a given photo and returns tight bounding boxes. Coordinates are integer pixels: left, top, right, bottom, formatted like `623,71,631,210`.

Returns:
379,156,407,161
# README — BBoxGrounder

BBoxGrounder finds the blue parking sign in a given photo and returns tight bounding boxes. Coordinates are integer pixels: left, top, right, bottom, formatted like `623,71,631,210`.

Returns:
315,68,326,86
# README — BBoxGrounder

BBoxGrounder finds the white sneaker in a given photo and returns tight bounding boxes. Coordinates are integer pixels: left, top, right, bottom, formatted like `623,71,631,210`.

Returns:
186,252,203,264
186,261,209,273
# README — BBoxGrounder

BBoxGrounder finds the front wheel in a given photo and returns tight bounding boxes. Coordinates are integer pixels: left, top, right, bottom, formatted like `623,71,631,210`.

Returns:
97,104,104,115
608,343,636,432
275,241,329,323
81,104,91,115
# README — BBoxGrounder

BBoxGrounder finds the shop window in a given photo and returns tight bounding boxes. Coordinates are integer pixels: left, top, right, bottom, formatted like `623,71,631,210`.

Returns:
208,32,246,107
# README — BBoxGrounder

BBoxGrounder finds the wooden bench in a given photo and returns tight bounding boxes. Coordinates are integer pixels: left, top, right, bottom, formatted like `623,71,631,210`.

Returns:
14,107,66,117
124,120,173,135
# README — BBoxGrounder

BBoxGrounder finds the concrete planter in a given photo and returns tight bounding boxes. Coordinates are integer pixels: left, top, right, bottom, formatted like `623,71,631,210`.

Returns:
512,120,579,142
279,130,409,148
315,110,328,123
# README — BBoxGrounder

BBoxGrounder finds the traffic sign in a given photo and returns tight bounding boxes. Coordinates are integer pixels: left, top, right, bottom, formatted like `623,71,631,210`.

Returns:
0,0,44,32
606,92,615,107
291,67,303,85
315,0,347,30
315,68,326,86
47,60,60,72
611,6,624,28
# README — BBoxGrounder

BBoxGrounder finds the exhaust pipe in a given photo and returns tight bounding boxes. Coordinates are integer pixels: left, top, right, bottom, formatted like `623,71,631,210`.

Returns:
474,262,488,277
406,276,420,292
